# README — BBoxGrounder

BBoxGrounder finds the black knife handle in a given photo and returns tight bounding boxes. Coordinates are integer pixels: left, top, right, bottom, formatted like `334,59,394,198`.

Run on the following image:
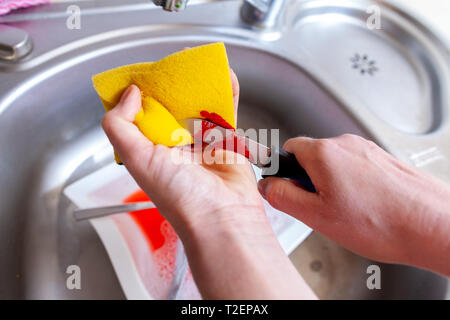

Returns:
262,147,316,193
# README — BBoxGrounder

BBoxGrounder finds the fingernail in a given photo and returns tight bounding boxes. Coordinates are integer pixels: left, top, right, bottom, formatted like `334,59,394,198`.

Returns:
119,85,135,105
257,179,269,198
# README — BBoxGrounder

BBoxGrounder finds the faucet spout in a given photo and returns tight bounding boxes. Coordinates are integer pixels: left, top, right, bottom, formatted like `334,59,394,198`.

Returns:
240,0,286,29
152,0,285,29
152,0,189,12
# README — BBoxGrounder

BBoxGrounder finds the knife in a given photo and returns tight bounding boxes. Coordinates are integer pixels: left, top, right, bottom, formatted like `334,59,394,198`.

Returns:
183,118,316,193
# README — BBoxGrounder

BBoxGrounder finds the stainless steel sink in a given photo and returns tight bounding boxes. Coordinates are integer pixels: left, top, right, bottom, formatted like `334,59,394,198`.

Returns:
0,0,448,299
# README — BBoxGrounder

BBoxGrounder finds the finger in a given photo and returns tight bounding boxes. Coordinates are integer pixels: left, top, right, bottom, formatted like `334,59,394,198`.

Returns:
110,85,142,119
202,148,257,191
283,137,337,192
202,148,251,172
102,85,155,173
230,68,240,119
283,137,316,163
257,177,322,227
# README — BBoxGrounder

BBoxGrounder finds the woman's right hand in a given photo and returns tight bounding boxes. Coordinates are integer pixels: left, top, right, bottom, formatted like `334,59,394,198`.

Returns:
258,134,450,276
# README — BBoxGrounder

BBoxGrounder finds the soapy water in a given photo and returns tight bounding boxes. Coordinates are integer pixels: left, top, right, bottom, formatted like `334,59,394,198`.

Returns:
112,190,200,299
116,187,290,299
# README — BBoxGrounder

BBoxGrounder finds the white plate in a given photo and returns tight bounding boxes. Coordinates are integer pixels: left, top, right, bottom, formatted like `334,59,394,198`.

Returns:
64,163,311,299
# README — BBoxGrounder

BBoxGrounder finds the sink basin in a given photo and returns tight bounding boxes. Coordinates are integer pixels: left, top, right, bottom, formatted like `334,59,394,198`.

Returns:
0,0,448,299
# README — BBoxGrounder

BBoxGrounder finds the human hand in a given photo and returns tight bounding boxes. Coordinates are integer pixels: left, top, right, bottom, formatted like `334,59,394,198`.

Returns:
101,69,316,299
258,135,450,276
101,70,269,236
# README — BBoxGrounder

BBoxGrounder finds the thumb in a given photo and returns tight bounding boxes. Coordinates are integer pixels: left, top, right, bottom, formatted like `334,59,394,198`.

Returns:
258,177,322,227
102,85,155,174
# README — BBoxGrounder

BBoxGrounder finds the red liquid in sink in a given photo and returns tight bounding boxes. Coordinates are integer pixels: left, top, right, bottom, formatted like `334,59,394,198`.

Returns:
123,190,166,251
122,190,197,298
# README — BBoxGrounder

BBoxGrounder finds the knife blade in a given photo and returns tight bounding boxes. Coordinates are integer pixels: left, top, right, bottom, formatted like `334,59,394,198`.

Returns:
183,118,316,192
183,117,271,168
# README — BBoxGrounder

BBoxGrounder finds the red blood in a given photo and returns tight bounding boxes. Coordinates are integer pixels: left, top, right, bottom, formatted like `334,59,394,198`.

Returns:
200,110,234,130
124,190,166,251
200,110,251,160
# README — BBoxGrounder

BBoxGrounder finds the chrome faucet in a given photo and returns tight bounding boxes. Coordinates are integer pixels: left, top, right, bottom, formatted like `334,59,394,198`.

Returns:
241,0,286,29
152,0,189,12
152,0,286,29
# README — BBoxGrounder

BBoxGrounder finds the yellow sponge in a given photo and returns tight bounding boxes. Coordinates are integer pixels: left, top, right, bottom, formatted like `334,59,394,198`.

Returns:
92,43,236,162
135,96,192,147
